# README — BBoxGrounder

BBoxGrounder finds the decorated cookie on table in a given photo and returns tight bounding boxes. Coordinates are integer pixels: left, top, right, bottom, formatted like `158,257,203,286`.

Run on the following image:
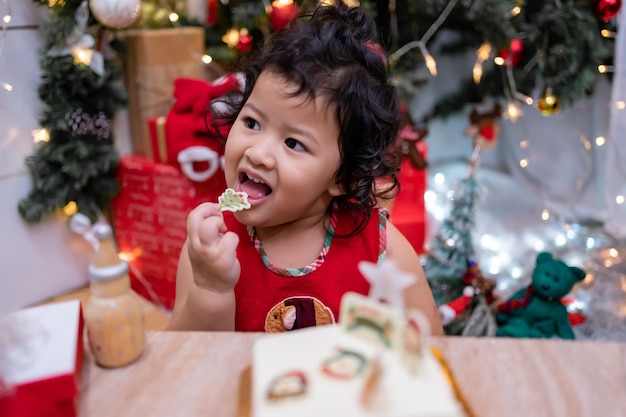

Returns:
251,259,472,417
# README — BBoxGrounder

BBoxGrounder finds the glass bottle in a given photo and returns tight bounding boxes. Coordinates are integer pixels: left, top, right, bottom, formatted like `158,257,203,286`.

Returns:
84,224,145,368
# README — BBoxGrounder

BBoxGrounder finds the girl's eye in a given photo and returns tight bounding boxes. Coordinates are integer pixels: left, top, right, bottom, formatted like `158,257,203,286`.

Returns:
285,137,306,152
243,117,260,131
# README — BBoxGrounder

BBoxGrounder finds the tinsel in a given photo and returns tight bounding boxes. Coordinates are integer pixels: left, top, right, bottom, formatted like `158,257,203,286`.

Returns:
572,252,626,342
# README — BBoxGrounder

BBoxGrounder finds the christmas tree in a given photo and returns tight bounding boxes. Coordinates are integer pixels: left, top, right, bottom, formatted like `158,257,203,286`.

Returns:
422,175,479,305
18,0,127,223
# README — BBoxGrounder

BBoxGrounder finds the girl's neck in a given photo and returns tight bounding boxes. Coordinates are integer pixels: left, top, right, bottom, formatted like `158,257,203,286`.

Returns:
254,209,332,269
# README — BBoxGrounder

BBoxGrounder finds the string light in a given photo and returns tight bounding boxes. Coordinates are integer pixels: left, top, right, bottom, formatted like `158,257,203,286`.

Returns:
423,49,438,76
519,158,528,168
616,195,625,204
201,54,213,64
601,29,616,38
0,0,12,92
71,47,93,66
388,0,458,76
616,101,625,110
502,101,523,122
32,128,50,143
598,64,614,73
595,136,606,146
62,201,78,216
511,6,521,16
168,12,179,23
221,28,240,48
472,42,491,83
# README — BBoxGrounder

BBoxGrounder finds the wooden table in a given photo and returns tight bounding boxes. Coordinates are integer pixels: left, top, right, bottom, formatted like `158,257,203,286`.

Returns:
79,331,626,417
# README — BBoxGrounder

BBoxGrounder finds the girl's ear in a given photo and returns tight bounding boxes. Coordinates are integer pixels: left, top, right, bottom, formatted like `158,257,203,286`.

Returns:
327,181,344,197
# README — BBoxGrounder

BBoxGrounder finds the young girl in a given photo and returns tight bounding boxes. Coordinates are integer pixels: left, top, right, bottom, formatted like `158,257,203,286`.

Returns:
167,2,442,334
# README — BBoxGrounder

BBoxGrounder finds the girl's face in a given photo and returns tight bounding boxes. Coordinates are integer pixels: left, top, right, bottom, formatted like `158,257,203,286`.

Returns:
224,71,343,228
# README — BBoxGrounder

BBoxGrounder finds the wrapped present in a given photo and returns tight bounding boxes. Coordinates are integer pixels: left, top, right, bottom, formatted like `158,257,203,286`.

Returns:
0,300,83,417
147,74,242,181
389,141,428,254
111,155,227,310
122,27,206,159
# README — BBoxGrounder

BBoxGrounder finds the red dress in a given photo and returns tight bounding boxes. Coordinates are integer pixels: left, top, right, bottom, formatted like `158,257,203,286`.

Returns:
226,206,386,332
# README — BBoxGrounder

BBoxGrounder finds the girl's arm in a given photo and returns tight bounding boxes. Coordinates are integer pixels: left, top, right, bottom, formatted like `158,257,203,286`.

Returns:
166,242,236,331
385,221,444,336
167,202,241,331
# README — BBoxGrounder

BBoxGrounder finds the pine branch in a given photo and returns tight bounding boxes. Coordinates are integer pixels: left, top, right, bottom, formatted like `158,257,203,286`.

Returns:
20,1,127,223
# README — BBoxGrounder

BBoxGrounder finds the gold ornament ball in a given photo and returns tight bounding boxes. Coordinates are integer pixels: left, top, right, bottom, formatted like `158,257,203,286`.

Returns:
537,91,560,116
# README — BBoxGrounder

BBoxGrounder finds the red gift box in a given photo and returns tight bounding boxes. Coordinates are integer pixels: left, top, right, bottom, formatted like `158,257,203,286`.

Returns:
0,300,83,417
112,155,227,310
389,144,428,254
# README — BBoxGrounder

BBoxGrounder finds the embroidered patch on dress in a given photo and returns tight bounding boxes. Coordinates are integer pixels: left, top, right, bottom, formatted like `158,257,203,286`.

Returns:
265,296,335,332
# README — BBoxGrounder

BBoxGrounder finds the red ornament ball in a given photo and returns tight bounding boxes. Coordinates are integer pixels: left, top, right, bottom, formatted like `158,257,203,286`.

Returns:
497,38,525,67
237,34,253,52
593,0,622,22
268,1,300,31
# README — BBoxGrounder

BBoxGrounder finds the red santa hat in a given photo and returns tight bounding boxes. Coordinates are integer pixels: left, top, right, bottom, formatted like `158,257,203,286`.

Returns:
438,286,474,326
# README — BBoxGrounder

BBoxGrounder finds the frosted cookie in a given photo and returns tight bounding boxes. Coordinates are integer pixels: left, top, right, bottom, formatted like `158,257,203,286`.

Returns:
219,188,251,212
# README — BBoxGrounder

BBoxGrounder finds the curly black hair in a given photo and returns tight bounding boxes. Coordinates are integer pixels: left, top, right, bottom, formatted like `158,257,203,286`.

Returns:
212,1,400,236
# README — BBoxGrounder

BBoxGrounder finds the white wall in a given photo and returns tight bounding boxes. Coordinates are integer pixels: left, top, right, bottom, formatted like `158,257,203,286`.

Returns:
0,2,132,315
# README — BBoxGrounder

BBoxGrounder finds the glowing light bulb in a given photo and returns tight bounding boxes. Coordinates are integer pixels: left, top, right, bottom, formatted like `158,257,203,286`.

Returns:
541,209,550,221
169,13,180,23
494,56,505,66
32,128,50,143
201,54,213,64
472,62,483,84
616,195,625,204
595,136,606,146
505,102,522,122
616,101,625,110
1,81,13,91
511,6,521,15
62,201,78,216
424,54,437,76
221,28,240,48
72,47,93,66
519,159,528,168
3,14,11,24
554,234,567,247
433,172,445,185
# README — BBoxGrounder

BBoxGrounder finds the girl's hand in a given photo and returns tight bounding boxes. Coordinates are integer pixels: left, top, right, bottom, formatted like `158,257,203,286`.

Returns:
185,202,241,293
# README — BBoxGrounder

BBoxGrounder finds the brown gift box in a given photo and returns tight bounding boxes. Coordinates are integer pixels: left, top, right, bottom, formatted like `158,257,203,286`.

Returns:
122,27,206,159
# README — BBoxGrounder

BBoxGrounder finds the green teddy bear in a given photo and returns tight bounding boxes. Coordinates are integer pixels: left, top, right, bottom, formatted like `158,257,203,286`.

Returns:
495,252,586,339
